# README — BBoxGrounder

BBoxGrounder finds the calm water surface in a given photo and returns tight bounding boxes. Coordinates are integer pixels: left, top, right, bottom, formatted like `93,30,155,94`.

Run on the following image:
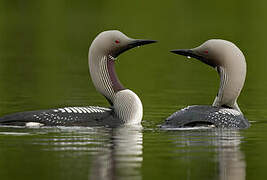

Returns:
1,0,267,179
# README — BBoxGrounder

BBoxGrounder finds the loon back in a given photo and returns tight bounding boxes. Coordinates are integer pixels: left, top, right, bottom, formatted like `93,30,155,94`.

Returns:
0,106,123,127
0,31,156,127
167,39,248,129
162,105,250,129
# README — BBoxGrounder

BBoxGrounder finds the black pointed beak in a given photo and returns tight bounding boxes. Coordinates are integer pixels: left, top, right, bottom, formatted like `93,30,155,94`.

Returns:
170,49,199,59
170,49,215,67
113,39,157,57
129,39,157,47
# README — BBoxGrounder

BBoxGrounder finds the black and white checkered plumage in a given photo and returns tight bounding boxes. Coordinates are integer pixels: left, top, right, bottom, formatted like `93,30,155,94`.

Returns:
0,106,123,127
0,31,156,127
162,105,250,129
167,40,249,129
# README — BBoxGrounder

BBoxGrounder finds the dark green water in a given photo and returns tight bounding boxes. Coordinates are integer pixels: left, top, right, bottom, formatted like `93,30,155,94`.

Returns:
0,0,267,179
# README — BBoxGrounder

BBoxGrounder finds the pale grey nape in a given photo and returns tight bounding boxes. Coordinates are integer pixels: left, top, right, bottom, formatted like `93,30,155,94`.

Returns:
163,39,250,129
88,30,148,125
194,40,246,113
0,30,156,127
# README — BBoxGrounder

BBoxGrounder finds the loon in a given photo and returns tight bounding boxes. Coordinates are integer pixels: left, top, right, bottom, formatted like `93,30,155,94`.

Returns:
0,30,156,127
162,39,250,129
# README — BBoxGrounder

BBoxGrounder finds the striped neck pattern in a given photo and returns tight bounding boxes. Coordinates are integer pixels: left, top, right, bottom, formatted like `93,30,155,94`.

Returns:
213,66,242,112
89,55,125,105
216,66,228,105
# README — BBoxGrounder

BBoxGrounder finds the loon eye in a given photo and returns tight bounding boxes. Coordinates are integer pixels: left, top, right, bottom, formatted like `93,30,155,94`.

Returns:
204,50,209,54
115,40,120,44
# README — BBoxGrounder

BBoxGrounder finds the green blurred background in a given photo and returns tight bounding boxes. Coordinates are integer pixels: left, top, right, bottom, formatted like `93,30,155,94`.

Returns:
0,0,267,180
1,0,266,118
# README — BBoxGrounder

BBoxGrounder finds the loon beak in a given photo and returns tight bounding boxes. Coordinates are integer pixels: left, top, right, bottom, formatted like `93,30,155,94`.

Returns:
170,49,201,59
129,39,157,47
170,49,215,68
114,39,157,57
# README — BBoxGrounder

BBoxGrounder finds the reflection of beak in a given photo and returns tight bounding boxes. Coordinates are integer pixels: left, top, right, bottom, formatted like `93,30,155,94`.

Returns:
114,39,157,57
170,49,215,67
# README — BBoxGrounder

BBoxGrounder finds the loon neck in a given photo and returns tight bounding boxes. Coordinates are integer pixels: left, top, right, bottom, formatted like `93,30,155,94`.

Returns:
213,64,246,112
89,54,143,124
89,54,125,105
106,56,125,92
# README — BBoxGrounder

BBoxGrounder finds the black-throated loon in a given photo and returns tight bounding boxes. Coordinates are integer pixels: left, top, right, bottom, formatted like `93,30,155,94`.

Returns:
0,30,156,127
162,39,250,129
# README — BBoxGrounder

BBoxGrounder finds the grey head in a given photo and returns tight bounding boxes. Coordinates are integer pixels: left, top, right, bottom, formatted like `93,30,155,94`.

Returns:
89,30,156,101
88,30,156,125
89,30,157,59
171,39,247,113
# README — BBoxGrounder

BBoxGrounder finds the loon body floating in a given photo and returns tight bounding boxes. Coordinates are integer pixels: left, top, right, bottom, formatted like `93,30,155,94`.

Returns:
162,39,250,129
0,30,156,127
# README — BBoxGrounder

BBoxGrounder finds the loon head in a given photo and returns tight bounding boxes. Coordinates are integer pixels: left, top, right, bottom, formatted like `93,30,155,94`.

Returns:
90,30,157,59
171,39,247,112
89,30,156,125
170,39,246,68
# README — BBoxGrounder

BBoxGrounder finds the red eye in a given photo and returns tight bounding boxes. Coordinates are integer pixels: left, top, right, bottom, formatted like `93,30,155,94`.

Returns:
115,40,120,44
204,50,209,54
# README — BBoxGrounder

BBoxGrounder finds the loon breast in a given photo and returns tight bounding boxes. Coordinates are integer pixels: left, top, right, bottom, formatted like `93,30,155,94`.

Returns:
162,105,250,129
0,106,123,127
0,31,156,127
168,39,249,129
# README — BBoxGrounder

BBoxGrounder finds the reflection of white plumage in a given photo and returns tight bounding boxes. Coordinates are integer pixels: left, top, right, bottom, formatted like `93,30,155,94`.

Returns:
166,129,246,180
90,126,143,180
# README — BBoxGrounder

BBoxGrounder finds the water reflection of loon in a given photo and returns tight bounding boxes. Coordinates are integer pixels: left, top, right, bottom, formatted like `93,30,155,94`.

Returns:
89,126,143,180
34,126,143,180
171,129,246,180
0,30,156,127
163,40,250,129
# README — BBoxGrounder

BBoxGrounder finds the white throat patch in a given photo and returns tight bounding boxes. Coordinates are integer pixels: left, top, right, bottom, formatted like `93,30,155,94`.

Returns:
114,89,143,125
